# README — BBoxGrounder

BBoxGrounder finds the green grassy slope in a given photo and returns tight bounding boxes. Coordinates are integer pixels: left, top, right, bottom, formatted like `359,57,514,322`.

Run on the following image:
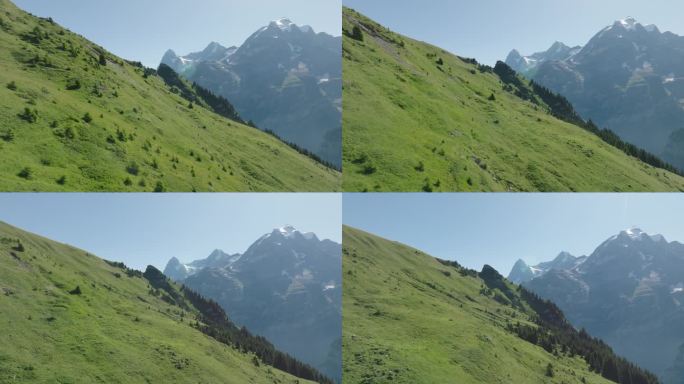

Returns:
342,7,684,192
342,226,642,384
0,221,319,383
0,0,339,192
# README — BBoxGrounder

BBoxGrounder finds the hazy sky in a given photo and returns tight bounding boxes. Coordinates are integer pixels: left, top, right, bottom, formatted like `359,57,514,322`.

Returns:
13,0,342,67
0,193,341,271
343,0,684,65
344,193,684,275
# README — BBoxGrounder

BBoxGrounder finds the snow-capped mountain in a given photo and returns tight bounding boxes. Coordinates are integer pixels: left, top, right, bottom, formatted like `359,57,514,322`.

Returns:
161,18,342,168
518,228,684,383
163,226,342,383
507,17,684,171
505,41,581,76
507,251,587,284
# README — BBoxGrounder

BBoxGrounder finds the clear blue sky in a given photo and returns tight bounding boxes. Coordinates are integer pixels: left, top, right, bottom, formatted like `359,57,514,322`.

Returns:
12,0,342,67
343,0,684,65
0,193,341,271
344,193,684,275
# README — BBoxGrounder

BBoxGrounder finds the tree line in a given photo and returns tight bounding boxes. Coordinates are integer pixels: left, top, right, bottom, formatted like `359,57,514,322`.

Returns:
492,61,682,176
142,266,333,384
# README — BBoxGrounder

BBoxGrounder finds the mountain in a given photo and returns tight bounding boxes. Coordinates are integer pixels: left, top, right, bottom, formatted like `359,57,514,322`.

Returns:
342,226,658,383
342,7,684,192
0,0,339,191
509,17,684,171
161,18,342,168
506,41,581,77
164,225,342,383
518,228,684,383
508,252,588,284
0,220,329,383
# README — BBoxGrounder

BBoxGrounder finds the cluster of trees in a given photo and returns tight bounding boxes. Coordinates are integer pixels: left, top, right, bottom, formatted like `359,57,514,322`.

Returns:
493,61,538,104
191,84,244,124
141,266,333,384
478,265,525,310
104,260,143,278
262,128,341,171
435,258,478,278
509,288,660,384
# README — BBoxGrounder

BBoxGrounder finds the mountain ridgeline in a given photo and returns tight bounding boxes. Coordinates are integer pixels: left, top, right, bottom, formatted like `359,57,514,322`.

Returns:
342,225,656,384
0,0,339,191
507,17,684,172
164,226,342,383
161,18,342,168
510,228,684,383
0,221,325,383
342,7,684,192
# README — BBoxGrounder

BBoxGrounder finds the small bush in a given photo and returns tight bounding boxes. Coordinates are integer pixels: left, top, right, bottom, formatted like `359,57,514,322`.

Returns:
1,130,14,142
422,179,433,192
66,78,81,90
414,161,425,172
18,107,38,123
98,53,107,66
56,175,66,185
126,162,139,176
69,286,82,295
17,167,32,179
488,93,496,101
6,81,17,91
361,164,376,175
123,177,133,186
154,181,165,192
545,363,554,377
82,112,92,123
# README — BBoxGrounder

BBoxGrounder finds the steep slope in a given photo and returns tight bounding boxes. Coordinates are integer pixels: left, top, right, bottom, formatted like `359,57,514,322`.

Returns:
0,0,339,191
342,7,684,192
523,228,684,383
0,220,326,383
342,226,657,384
164,226,342,383
162,18,342,168
520,18,684,170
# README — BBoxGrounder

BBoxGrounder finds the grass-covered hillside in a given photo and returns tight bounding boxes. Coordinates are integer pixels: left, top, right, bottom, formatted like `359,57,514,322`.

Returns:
342,226,658,384
342,7,684,192
0,220,326,383
0,0,339,191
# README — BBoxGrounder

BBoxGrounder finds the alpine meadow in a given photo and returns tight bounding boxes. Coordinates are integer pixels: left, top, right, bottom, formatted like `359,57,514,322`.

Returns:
341,7,684,192
0,0,340,192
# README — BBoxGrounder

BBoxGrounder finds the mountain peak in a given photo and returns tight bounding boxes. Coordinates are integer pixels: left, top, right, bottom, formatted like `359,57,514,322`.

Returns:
619,227,667,242
270,17,296,31
616,17,639,30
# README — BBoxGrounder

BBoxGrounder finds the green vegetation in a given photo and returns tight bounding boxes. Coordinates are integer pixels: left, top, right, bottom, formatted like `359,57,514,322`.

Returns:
0,220,322,383
0,0,339,191
342,226,657,383
342,7,684,191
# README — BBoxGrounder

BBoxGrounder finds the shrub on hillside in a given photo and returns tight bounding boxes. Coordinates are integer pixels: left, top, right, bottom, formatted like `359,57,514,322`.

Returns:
66,78,81,90
17,167,32,179
18,107,38,123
